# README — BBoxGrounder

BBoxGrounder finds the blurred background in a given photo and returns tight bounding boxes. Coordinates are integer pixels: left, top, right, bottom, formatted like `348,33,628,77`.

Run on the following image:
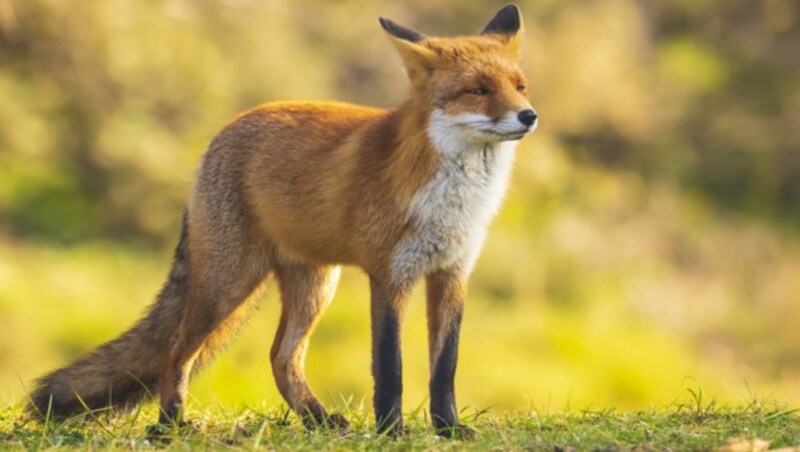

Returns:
1,0,799,413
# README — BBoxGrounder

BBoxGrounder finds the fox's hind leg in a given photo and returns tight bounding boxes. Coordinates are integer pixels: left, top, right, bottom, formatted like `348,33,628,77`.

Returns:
271,263,347,430
156,235,272,426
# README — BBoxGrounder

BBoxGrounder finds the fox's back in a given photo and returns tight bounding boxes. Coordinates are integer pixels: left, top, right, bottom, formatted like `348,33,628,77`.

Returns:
216,101,386,159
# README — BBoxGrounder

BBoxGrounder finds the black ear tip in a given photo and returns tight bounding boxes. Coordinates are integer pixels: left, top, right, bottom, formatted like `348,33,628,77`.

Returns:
500,3,521,15
497,3,522,25
378,16,426,42
482,3,522,35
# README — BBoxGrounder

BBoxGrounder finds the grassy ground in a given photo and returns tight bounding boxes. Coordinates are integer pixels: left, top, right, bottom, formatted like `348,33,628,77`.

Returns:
1,400,798,450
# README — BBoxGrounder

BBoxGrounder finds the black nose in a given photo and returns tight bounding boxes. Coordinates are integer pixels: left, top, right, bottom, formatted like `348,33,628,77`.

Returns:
518,109,538,127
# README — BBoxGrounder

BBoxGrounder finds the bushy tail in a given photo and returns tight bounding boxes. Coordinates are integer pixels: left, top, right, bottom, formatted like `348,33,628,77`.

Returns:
26,214,192,419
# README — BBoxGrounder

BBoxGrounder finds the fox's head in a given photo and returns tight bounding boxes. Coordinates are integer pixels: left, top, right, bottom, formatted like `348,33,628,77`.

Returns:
380,4,537,147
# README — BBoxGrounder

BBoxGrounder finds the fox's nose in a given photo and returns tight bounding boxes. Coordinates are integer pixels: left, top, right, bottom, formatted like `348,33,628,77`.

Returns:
517,109,538,127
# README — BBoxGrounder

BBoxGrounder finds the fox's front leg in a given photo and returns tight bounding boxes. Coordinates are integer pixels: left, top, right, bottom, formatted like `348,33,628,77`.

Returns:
369,277,410,435
425,269,475,439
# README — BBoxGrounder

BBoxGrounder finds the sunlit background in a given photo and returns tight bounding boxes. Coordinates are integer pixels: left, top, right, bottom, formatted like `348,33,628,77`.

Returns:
1,0,799,415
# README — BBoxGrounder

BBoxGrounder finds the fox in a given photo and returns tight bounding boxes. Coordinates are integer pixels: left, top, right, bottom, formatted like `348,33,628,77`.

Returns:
27,4,537,437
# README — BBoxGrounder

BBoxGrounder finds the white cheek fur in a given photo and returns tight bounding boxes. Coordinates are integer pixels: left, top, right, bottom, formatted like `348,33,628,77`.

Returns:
389,109,517,286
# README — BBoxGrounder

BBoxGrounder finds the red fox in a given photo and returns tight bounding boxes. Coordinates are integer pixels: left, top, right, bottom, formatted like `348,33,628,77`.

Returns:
28,4,537,437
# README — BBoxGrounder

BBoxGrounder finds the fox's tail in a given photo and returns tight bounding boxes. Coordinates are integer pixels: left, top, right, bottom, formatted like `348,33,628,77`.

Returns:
26,213,194,419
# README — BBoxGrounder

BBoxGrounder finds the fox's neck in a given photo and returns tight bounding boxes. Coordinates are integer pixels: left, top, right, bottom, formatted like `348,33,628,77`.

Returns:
381,99,441,204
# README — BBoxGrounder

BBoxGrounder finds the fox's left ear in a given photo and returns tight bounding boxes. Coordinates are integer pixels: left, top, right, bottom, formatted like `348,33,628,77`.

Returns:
480,3,524,58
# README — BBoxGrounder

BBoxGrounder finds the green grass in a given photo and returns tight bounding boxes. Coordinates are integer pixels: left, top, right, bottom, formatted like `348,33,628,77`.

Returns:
2,400,798,450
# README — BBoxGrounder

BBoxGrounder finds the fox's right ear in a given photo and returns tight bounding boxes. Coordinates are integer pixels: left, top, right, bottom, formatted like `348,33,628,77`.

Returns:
481,4,524,58
379,17,438,81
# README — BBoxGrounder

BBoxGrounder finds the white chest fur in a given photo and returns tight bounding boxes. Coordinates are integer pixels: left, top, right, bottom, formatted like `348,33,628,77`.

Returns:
390,111,517,286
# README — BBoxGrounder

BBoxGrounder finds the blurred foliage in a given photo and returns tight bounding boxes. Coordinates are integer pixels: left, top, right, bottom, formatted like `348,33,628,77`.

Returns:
1,0,799,242
1,0,799,411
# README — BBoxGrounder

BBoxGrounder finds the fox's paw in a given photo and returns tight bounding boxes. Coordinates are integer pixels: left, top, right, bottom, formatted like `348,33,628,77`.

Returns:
435,423,477,440
376,420,409,438
325,413,350,430
145,422,175,443
145,419,200,442
302,412,350,434
326,412,352,437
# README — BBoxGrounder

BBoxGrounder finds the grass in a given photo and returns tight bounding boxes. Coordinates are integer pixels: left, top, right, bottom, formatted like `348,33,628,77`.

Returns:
1,398,798,450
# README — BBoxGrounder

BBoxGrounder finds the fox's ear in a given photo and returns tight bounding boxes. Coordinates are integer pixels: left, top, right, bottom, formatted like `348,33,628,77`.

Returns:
379,17,426,43
480,3,523,58
379,17,438,81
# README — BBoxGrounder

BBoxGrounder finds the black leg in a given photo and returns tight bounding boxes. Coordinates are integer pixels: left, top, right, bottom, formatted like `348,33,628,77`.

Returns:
370,278,407,435
430,309,461,434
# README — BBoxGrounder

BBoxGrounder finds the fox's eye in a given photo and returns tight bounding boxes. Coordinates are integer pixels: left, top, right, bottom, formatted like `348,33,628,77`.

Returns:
516,84,526,92
467,87,489,95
